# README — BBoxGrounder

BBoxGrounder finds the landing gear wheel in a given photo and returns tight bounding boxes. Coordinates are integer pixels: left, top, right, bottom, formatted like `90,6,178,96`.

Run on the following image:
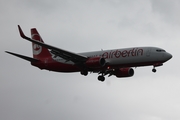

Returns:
152,68,156,73
80,71,88,76
98,76,105,82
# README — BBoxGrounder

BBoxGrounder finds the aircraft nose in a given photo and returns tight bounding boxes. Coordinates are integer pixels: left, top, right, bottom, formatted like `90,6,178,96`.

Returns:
165,52,172,60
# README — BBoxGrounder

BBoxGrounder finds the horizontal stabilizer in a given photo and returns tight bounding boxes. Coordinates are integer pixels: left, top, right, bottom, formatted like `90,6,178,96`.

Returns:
5,51,39,62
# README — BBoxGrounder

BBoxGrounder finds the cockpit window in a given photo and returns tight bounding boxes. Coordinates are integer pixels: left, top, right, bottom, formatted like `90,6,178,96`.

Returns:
156,49,166,52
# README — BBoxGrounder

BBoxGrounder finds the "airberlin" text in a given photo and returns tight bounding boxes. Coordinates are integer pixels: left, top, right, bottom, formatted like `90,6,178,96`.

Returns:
102,48,143,59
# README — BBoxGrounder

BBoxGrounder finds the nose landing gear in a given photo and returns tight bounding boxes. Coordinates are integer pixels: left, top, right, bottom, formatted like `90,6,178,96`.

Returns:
152,63,163,73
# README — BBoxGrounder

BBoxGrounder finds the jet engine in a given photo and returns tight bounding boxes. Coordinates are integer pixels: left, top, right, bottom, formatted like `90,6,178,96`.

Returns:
115,67,134,78
85,57,106,68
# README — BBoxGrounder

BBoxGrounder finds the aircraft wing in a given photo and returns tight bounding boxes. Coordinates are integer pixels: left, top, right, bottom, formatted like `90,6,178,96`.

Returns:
18,25,88,63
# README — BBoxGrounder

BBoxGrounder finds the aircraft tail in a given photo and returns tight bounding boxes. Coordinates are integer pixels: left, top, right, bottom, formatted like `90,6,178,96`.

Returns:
31,28,51,59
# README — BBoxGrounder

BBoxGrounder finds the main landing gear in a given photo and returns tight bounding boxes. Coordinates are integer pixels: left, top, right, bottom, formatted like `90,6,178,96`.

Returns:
81,70,106,82
98,75,105,82
98,72,105,82
81,70,88,76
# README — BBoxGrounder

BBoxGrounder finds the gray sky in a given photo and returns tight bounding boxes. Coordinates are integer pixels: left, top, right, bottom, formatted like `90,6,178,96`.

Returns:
0,0,180,120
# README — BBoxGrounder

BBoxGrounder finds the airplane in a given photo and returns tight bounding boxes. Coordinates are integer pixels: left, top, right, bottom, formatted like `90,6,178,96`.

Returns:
5,25,172,82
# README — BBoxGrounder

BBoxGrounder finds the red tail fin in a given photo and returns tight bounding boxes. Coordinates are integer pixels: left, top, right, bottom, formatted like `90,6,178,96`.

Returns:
31,28,51,59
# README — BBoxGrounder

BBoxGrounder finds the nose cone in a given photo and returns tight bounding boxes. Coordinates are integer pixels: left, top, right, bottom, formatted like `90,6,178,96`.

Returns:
165,52,172,60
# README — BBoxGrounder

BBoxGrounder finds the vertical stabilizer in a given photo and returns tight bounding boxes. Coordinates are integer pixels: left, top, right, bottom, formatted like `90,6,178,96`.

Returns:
31,28,51,59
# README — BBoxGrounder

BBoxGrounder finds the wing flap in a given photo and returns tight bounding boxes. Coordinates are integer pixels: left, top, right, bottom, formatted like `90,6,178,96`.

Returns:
18,25,88,63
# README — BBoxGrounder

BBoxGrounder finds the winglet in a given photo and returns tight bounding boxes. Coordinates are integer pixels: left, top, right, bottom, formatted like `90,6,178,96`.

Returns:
18,25,29,39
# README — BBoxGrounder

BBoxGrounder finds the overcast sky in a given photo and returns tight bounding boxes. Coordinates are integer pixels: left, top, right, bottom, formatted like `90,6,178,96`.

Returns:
1,0,180,120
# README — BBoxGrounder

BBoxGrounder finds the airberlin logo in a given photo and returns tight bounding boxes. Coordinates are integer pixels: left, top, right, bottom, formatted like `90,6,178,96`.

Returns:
32,34,42,55
102,48,143,59
33,44,42,55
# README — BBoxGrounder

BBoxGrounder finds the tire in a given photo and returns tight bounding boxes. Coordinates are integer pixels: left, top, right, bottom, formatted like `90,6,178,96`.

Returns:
98,76,105,82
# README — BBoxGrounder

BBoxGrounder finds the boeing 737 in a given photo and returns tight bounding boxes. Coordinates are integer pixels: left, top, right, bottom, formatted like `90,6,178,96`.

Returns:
5,25,172,81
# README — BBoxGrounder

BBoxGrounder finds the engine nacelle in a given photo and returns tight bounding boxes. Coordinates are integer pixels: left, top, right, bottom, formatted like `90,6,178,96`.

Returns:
85,57,106,68
115,68,134,78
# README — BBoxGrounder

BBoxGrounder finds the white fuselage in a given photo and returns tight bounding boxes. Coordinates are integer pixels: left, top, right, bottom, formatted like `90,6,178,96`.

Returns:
53,47,172,68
